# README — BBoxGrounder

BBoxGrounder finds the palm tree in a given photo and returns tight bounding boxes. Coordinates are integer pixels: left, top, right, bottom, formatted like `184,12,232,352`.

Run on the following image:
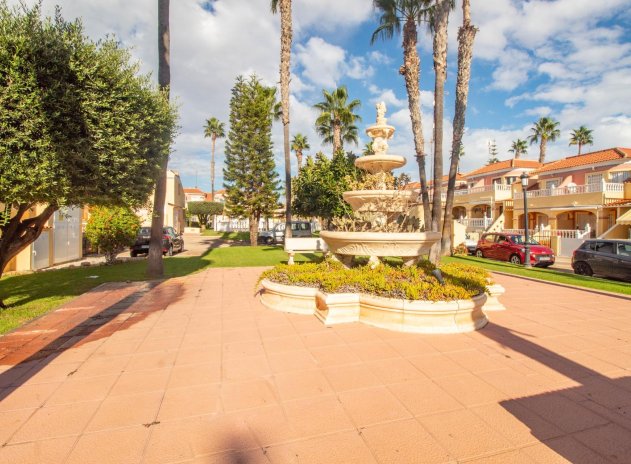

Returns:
569,126,593,155
509,139,528,159
203,117,225,201
529,116,560,164
147,0,171,278
442,0,477,255
429,0,451,246
371,0,432,228
271,0,293,239
314,86,362,154
291,133,310,171
362,141,375,156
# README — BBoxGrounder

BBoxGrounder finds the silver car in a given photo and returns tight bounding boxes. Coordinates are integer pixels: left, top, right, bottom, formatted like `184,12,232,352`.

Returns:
258,221,312,245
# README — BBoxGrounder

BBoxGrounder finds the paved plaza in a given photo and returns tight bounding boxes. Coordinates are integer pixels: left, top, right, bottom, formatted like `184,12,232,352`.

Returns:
1,267,630,463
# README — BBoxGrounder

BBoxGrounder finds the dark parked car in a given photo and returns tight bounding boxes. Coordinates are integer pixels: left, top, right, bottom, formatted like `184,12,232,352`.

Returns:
130,226,184,257
572,239,631,281
475,232,555,267
258,221,312,245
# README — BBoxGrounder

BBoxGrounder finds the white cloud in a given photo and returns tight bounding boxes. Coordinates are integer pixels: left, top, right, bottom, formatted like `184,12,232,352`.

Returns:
295,37,346,88
488,49,532,91
523,106,552,118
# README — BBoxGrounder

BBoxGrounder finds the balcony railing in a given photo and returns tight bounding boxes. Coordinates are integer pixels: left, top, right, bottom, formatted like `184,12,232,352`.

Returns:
514,182,623,200
457,217,493,229
453,184,512,196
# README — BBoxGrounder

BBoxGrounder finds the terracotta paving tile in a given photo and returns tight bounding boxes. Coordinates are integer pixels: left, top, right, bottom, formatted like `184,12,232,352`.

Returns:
72,354,132,378
262,335,305,354
220,379,278,412
337,385,412,427
264,430,378,464
191,449,271,464
0,436,76,464
273,369,333,401
322,364,382,392
388,378,464,417
266,349,318,373
135,336,183,354
572,422,631,462
158,383,221,420
348,340,401,362
179,331,222,349
417,408,514,461
308,345,362,367
109,368,171,397
0,408,37,445
86,391,163,432
360,419,454,464
221,329,261,343
45,374,119,405
521,436,612,464
238,405,297,447
432,372,506,407
65,425,150,464
222,340,265,360
300,331,345,348
222,355,272,381
10,400,101,443
408,353,466,378
364,357,425,384
464,450,536,463
0,382,61,412
282,395,355,437
168,362,221,388
175,346,222,366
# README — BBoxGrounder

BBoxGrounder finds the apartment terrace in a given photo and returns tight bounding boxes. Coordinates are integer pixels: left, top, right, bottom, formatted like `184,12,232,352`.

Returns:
514,182,626,209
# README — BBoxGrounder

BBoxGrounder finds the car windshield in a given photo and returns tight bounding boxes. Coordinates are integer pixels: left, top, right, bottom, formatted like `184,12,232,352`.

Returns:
138,227,151,235
510,235,539,245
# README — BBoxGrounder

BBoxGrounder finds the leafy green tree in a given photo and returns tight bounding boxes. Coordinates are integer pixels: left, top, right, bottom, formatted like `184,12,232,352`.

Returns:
362,141,375,156
529,116,560,163
569,126,593,155
291,133,310,171
203,117,226,201
292,151,362,228
187,201,223,229
314,86,362,153
0,3,176,306
85,206,140,264
509,139,528,159
223,75,280,246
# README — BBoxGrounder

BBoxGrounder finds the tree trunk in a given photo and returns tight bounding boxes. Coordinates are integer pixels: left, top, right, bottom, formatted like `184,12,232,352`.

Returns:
147,0,171,278
539,138,546,164
429,0,450,264
280,0,293,242
332,122,342,155
0,203,57,307
402,17,429,229
296,150,303,171
442,0,477,256
211,134,216,202
578,142,582,155
249,214,258,246
514,150,521,159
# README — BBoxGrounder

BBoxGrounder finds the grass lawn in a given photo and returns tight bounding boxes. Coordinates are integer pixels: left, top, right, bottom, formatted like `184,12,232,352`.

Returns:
0,245,319,335
201,230,250,241
445,255,631,295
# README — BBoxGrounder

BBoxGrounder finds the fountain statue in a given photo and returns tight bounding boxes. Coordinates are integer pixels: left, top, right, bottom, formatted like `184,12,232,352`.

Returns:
320,102,441,267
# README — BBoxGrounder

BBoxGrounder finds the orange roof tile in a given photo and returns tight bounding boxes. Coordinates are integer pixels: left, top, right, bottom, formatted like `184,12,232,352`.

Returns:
463,159,542,178
532,148,631,174
184,188,205,194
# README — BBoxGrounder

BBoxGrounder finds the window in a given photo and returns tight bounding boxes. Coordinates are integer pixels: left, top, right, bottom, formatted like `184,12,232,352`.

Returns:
546,179,560,189
611,171,630,183
595,241,614,254
492,178,502,185
617,243,631,256
587,173,603,185
505,176,517,185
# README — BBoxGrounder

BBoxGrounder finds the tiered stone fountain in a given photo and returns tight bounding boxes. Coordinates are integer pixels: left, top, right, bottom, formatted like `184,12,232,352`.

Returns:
320,102,441,266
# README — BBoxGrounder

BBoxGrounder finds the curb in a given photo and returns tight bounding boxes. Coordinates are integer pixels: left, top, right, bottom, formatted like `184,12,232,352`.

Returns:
490,270,631,301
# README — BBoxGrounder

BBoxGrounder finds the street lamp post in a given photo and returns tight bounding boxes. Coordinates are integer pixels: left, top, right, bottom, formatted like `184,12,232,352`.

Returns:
520,172,532,268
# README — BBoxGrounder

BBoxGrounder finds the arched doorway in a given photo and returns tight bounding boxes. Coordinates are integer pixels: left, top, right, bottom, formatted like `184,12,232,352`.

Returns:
556,210,596,236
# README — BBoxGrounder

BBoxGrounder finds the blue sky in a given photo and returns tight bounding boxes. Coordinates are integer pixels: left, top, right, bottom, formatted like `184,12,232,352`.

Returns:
14,0,631,191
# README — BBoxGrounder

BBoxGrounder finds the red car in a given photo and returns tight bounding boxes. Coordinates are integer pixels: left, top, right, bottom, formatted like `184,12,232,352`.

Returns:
475,233,555,267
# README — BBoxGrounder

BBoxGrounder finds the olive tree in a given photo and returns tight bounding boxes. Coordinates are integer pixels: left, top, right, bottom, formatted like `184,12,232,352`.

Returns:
0,3,177,307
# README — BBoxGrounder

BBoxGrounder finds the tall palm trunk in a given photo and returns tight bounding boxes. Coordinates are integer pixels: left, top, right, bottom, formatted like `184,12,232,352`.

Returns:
430,0,450,263
332,122,342,154
578,142,582,155
401,17,429,228
296,150,303,171
442,0,476,255
210,135,216,201
539,138,546,163
279,0,293,239
147,0,170,278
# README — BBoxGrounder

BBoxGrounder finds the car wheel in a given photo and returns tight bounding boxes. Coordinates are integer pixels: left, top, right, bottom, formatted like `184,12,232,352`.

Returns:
265,236,274,245
167,244,173,256
574,261,593,276
475,249,484,258
509,254,522,265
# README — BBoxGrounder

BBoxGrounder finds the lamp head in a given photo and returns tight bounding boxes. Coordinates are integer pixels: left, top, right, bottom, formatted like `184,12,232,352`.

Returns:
520,171,529,187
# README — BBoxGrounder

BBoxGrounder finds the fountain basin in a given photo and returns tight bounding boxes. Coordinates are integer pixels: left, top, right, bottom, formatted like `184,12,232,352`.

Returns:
320,231,440,258
365,124,395,139
343,190,418,212
355,154,406,173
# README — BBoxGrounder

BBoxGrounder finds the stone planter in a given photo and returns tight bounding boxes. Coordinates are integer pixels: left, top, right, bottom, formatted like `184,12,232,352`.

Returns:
259,279,318,315
320,231,441,259
314,291,360,325
483,283,506,311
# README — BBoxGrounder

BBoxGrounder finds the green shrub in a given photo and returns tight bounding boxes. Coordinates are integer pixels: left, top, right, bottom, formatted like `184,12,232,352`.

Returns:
85,206,140,264
259,259,489,302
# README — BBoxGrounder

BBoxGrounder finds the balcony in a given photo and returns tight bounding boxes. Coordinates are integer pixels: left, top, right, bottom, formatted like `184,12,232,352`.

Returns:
457,217,493,230
513,182,625,210
453,184,512,205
